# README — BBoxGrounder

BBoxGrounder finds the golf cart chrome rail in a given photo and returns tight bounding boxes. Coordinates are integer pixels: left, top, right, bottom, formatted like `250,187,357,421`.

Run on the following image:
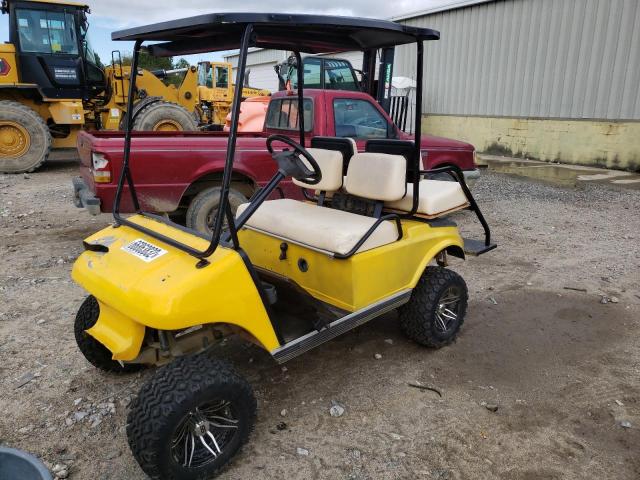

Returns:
109,13,494,265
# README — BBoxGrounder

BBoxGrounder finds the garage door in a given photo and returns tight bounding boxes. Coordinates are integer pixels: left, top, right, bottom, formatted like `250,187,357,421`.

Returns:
234,62,279,93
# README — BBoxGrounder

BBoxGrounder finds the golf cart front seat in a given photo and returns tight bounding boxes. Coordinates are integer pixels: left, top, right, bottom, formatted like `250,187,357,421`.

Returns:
236,150,406,256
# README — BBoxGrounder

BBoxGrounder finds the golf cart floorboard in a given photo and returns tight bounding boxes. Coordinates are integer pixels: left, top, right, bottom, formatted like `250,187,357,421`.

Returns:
272,290,412,364
463,238,497,256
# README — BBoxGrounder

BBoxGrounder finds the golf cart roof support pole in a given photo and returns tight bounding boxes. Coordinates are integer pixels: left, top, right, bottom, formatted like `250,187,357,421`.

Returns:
411,40,424,215
294,50,305,145
113,39,143,221
200,23,254,258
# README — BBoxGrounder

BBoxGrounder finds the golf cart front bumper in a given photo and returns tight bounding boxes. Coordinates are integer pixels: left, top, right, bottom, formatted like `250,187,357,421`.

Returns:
72,176,101,216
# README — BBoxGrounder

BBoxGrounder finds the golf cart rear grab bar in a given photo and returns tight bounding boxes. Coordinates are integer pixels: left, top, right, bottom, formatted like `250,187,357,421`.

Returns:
421,164,493,247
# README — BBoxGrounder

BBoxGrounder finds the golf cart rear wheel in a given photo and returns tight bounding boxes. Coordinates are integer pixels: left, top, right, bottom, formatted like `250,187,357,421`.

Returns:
127,354,256,480
399,266,468,348
74,296,144,373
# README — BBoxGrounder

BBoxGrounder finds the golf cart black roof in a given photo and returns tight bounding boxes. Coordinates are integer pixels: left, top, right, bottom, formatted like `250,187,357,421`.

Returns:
112,12,440,56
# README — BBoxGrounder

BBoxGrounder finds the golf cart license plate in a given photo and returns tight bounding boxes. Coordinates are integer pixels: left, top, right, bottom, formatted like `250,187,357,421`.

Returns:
122,239,168,262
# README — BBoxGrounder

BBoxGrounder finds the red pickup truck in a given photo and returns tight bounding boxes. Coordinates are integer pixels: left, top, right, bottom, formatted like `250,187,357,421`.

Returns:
73,89,479,233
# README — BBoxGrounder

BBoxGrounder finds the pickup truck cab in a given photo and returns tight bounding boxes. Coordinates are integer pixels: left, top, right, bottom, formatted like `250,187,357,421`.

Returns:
74,89,479,234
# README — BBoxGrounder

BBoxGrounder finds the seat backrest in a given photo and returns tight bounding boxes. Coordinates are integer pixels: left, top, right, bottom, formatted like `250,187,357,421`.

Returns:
365,139,421,182
310,136,357,174
293,147,344,192
344,152,406,201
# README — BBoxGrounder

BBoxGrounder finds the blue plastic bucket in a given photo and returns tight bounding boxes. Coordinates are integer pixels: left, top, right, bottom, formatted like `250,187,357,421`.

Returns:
0,447,52,480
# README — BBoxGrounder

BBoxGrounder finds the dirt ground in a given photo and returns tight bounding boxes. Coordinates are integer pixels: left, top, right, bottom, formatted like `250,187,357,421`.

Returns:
1,158,639,480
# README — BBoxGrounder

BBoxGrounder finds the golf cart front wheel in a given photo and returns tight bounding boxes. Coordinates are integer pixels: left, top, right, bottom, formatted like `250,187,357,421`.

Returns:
126,354,256,480
74,296,144,373
399,266,468,348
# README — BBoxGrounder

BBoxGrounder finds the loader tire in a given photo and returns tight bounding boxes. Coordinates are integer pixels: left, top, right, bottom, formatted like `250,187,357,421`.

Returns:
127,354,256,480
398,266,468,348
132,101,198,132
74,296,144,373
186,187,248,236
0,101,52,173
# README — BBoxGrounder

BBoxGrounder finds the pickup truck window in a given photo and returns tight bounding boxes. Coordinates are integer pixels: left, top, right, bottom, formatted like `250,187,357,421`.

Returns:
266,98,313,132
333,98,389,139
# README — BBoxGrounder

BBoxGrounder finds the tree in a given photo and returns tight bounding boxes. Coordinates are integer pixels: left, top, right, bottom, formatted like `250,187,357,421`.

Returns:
121,51,173,71
173,58,190,69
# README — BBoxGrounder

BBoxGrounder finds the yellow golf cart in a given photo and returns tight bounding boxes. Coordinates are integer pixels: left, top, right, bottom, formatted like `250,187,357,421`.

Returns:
71,13,496,479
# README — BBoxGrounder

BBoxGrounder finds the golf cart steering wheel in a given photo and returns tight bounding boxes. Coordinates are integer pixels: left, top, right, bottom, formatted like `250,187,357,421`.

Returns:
266,134,322,185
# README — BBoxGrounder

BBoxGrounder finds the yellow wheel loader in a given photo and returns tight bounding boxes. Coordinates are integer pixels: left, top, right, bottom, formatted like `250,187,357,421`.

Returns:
70,13,497,479
0,0,270,173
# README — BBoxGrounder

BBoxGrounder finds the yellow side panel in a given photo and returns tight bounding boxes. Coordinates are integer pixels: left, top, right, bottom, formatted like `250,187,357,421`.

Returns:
72,215,280,357
238,221,464,312
0,44,19,84
86,301,145,361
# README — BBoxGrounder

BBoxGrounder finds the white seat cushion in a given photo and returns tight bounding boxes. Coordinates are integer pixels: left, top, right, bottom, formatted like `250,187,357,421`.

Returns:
237,199,398,255
386,180,468,216
344,153,406,201
292,148,343,192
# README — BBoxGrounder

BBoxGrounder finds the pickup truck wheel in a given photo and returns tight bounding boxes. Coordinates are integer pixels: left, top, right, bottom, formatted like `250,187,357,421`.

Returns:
132,101,198,132
398,266,468,348
74,296,144,373
0,101,52,173
186,187,248,236
126,354,256,480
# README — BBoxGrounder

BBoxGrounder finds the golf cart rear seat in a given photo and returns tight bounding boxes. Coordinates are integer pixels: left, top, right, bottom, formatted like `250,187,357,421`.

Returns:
364,139,469,217
237,150,405,256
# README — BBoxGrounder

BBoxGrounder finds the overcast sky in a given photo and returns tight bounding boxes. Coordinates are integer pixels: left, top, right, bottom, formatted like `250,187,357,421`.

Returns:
1,0,454,63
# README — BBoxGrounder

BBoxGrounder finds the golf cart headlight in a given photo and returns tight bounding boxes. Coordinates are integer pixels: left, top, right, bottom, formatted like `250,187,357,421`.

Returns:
92,152,112,183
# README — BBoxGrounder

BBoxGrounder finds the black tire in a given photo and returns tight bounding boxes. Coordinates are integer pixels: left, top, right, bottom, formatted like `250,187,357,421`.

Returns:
427,171,457,182
127,354,256,480
398,266,468,348
185,187,248,236
0,100,52,173
132,101,198,131
74,296,144,373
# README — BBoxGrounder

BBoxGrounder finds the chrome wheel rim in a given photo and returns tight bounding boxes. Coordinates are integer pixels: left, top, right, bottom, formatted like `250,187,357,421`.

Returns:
171,400,239,469
434,286,462,333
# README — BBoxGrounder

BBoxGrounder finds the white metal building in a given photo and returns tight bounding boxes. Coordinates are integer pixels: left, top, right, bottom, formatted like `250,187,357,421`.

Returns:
393,0,640,169
224,49,365,93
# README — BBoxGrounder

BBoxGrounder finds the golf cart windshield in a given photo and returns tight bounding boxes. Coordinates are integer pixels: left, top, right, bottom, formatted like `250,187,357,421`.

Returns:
16,8,79,54
110,13,439,262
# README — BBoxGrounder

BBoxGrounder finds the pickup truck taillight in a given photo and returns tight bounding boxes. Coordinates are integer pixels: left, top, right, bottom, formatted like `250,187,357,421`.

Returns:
92,152,112,183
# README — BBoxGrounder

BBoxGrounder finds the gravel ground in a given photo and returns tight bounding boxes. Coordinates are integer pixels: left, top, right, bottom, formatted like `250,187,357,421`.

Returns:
1,159,639,480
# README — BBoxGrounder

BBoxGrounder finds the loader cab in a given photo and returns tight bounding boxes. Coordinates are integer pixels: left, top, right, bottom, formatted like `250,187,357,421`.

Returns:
277,56,361,92
3,0,105,99
197,61,232,100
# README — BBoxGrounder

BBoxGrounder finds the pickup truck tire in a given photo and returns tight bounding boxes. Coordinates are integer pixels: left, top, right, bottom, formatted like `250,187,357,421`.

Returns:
132,101,198,132
398,266,468,348
186,187,248,235
0,101,52,174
